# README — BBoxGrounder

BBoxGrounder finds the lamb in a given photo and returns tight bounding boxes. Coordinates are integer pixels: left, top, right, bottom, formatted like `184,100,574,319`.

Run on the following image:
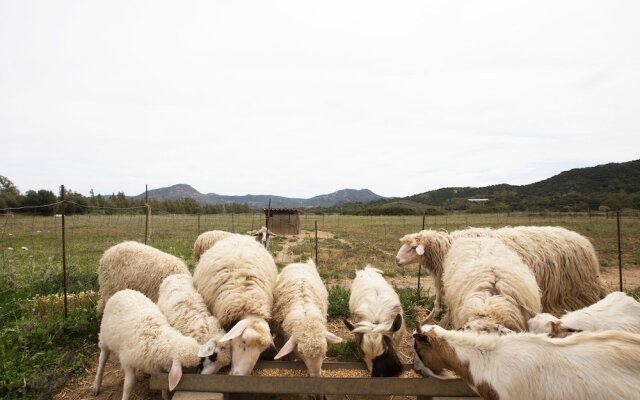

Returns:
157,274,231,373
396,226,606,317
93,289,217,400
442,237,542,333
192,227,276,261
193,234,278,375
413,323,640,400
271,259,343,377
528,291,640,337
97,241,189,315
343,266,405,377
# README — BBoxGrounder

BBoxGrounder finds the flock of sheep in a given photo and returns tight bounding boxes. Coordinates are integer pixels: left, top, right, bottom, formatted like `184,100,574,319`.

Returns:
90,225,640,400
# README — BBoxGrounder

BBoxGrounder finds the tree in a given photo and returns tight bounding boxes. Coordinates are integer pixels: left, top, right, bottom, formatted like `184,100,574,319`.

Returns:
0,175,21,209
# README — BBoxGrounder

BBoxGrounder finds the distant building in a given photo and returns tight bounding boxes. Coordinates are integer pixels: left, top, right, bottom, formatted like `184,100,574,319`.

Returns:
263,208,300,235
467,198,489,203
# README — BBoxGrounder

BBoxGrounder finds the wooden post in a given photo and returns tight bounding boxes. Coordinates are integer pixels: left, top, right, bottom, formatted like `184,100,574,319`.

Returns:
197,213,201,235
145,184,150,244
265,200,271,249
617,211,623,291
314,220,318,265
60,185,68,318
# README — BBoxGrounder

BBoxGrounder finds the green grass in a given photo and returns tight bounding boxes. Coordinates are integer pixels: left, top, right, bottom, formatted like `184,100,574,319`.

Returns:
1,212,639,398
326,340,359,361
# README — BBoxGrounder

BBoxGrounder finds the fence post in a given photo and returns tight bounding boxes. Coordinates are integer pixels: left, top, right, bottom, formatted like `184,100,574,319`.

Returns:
315,220,318,266
417,214,426,296
144,184,150,244
617,211,623,291
60,185,68,319
197,213,201,236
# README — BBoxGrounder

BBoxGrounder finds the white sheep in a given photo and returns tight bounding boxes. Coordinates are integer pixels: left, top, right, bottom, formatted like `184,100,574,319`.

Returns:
442,237,542,333
396,226,606,318
157,274,231,373
343,266,405,377
413,323,640,400
528,291,640,337
97,241,189,315
93,289,217,400
192,227,276,261
193,234,278,375
271,259,343,376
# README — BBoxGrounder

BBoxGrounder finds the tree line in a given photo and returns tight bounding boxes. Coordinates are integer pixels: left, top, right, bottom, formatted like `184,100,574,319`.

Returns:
0,176,251,216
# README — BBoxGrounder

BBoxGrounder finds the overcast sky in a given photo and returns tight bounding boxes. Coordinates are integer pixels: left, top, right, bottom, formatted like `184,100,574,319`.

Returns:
1,1,638,199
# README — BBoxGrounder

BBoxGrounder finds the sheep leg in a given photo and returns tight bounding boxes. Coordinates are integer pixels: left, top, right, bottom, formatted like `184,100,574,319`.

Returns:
92,346,110,396
121,366,136,400
162,389,171,400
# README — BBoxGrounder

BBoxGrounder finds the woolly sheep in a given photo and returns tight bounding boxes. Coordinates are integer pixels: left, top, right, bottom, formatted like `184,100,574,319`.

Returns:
343,266,405,377
157,274,231,373
272,259,343,377
528,291,640,337
193,234,278,375
413,323,640,400
396,226,606,317
192,227,276,261
93,289,216,400
97,241,189,315
442,237,542,333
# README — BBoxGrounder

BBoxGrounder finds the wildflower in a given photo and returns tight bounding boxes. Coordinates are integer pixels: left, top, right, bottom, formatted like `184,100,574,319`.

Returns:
21,246,28,251
23,325,32,332
7,247,13,251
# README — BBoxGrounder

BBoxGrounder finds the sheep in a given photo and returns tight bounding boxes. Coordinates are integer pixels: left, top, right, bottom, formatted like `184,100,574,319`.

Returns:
441,237,542,333
413,323,640,400
192,227,276,261
396,226,606,317
271,259,343,377
97,241,189,315
93,289,217,400
193,234,278,375
343,266,405,377
157,274,231,373
528,291,640,338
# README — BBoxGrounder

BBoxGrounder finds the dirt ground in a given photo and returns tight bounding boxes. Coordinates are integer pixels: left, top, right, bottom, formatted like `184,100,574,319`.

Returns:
54,230,640,400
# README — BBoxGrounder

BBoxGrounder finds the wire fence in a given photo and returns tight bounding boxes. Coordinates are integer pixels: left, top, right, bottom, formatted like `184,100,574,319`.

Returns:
1,203,639,319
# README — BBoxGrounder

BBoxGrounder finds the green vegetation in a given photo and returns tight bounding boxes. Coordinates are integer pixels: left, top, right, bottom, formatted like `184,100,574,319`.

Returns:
328,286,351,318
326,340,359,361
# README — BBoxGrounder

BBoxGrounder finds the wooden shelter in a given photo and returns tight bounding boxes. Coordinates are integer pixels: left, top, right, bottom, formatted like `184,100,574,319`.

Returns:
264,208,300,235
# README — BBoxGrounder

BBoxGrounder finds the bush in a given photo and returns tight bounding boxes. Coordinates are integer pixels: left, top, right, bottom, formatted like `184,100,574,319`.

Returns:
327,286,350,318
395,287,435,328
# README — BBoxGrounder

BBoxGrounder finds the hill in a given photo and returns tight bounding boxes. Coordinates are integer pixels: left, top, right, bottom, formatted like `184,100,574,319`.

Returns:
131,186,385,208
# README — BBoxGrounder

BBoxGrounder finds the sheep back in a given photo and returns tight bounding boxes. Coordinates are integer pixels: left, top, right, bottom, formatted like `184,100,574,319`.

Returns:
192,230,235,261
97,241,189,314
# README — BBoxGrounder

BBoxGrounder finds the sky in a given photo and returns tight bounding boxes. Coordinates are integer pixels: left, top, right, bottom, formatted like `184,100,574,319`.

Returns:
1,1,639,199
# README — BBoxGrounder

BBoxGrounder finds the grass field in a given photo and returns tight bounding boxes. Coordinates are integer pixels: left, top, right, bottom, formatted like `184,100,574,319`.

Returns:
1,212,639,398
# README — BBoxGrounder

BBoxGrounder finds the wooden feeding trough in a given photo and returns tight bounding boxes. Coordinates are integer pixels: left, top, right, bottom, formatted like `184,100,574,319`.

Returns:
264,208,300,235
150,360,478,399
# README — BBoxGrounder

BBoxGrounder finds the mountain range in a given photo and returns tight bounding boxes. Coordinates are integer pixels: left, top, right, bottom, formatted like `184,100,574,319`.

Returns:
131,186,385,208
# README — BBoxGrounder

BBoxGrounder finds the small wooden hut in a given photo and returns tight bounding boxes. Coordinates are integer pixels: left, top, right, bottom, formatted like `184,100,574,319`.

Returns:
264,208,300,235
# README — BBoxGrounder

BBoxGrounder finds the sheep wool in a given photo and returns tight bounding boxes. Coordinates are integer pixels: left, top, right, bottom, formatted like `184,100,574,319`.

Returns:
192,230,235,262
157,274,231,372
272,259,331,361
193,235,278,326
442,237,542,332
97,241,189,315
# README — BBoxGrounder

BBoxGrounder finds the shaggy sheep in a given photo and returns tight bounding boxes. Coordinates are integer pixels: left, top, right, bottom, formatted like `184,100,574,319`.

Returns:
193,234,278,375
97,241,189,315
397,226,606,317
413,323,640,400
157,274,231,373
528,291,640,337
343,266,405,377
272,259,342,377
442,237,542,333
192,230,235,262
93,289,216,400
192,227,276,261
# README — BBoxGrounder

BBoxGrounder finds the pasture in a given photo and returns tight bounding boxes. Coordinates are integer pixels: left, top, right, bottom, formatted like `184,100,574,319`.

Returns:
1,212,639,399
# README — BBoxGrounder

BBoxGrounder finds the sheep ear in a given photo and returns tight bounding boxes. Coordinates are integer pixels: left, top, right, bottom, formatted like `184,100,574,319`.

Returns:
274,336,297,359
415,244,425,255
343,319,355,331
412,332,429,344
495,324,513,336
198,339,217,357
391,314,403,333
219,319,251,342
548,320,561,337
168,359,183,391
325,331,343,344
